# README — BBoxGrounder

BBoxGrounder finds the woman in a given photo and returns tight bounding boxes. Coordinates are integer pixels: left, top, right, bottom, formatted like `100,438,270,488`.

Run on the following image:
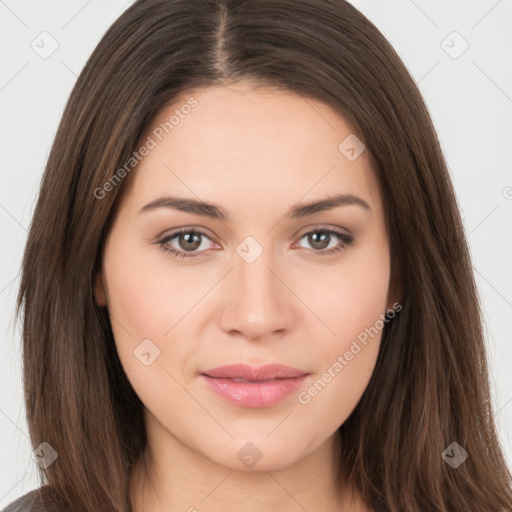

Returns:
4,0,511,511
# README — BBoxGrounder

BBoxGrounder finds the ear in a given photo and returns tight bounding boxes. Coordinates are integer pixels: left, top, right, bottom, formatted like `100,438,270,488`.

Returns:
94,272,108,307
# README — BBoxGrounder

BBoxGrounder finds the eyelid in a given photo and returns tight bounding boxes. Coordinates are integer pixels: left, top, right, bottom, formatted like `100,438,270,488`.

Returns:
293,223,352,239
157,226,220,246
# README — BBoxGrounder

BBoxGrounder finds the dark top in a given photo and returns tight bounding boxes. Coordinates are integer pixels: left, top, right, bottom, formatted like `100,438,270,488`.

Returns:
1,489,55,512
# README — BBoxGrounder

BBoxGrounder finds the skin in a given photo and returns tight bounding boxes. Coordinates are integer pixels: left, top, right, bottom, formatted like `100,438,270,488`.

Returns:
95,81,397,512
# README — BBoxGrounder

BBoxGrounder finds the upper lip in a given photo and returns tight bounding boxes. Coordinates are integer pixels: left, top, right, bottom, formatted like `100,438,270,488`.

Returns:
201,364,308,380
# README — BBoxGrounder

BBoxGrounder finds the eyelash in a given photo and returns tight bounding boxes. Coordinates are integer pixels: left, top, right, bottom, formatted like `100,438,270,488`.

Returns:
156,227,354,260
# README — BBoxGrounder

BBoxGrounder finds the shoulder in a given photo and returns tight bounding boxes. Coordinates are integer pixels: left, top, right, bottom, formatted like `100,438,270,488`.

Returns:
1,488,58,512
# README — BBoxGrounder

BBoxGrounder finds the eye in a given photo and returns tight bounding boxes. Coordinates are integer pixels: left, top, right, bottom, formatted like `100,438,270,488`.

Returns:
156,228,217,259
156,226,354,259
294,228,354,257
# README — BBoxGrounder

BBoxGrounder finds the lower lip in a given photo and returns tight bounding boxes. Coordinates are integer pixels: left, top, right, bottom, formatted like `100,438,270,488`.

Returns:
201,374,309,408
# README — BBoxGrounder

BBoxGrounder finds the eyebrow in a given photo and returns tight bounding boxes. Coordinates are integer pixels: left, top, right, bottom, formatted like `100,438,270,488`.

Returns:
139,193,371,220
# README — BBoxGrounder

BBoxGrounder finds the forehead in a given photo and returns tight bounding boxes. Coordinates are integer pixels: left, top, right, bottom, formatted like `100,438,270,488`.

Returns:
125,82,382,215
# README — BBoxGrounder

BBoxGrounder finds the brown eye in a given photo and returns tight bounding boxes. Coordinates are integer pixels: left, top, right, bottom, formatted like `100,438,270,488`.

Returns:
307,231,331,250
177,232,202,252
157,229,216,259
296,228,354,256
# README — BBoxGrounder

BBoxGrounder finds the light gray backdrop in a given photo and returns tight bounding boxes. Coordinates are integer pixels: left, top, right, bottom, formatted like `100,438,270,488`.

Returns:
1,0,511,505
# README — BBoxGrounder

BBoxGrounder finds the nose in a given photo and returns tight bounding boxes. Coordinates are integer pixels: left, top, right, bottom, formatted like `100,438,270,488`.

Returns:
217,245,297,342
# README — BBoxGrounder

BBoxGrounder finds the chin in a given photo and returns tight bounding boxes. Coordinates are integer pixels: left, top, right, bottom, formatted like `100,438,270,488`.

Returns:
201,436,312,473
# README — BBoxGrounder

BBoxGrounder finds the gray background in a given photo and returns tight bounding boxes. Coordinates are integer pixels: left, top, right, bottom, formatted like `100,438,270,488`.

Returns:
1,0,511,505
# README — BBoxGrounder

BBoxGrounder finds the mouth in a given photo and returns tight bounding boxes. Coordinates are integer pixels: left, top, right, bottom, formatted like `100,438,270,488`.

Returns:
200,364,310,408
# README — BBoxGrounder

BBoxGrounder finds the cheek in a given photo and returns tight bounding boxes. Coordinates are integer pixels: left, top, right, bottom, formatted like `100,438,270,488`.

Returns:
104,239,203,339
297,290,387,432
102,246,199,416
303,230,390,349
105,258,167,338
327,266,389,346
295,234,390,414
101,240,171,369
102,238,219,387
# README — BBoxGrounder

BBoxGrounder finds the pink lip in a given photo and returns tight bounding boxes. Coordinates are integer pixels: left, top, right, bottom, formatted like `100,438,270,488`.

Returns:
200,364,309,408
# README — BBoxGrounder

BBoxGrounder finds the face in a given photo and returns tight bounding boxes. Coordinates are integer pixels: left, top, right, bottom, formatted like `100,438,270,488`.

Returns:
95,81,396,472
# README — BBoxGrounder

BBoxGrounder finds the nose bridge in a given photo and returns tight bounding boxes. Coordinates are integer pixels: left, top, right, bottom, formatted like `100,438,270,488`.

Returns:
220,235,293,339
237,244,276,299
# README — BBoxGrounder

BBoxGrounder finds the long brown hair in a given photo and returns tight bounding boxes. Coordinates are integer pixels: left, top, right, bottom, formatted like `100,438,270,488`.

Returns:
16,0,512,510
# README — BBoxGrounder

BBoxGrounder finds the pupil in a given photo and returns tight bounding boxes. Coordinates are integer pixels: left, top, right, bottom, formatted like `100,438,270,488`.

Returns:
309,231,329,250
180,232,201,251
